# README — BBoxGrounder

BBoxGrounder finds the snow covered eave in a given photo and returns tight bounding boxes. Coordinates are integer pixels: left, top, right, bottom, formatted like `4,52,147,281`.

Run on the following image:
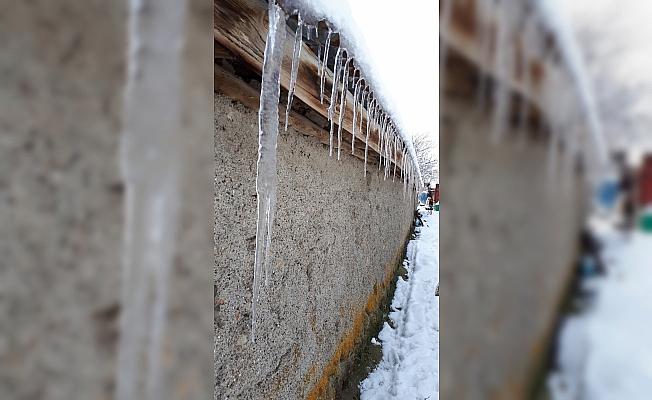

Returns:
440,0,607,165
215,0,422,183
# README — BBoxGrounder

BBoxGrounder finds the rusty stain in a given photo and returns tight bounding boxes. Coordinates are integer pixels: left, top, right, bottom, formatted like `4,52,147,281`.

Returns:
305,240,408,400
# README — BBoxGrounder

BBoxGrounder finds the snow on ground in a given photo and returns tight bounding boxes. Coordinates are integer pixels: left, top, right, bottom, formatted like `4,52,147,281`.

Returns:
548,222,652,400
360,207,439,400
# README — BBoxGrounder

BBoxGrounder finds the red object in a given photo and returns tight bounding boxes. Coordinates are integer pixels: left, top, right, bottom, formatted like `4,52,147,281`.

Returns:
428,184,439,204
638,155,652,207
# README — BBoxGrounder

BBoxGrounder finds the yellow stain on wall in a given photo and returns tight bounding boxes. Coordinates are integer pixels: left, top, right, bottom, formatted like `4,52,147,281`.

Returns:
305,226,410,400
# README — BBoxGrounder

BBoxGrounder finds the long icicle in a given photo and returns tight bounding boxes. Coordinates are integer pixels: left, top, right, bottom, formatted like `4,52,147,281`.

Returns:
393,134,398,181
364,95,374,176
378,115,386,171
284,14,303,131
251,0,286,342
351,74,361,154
328,47,343,157
337,56,352,160
319,28,332,104
359,86,368,137
116,0,186,397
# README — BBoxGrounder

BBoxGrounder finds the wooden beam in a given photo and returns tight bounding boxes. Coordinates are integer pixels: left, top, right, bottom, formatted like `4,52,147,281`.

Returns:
214,0,406,171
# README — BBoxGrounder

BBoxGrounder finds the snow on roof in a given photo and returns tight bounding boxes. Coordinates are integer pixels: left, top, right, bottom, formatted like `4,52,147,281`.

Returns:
280,0,437,185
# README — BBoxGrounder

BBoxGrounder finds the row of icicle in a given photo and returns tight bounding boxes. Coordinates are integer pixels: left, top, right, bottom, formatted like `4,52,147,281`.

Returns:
440,0,607,182
251,0,419,342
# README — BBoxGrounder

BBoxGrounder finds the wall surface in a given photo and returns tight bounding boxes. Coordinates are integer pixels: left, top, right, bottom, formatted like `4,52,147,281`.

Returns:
439,97,585,399
0,1,213,398
214,93,414,399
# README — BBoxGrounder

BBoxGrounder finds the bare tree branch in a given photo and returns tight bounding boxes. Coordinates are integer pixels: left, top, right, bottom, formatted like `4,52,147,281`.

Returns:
412,132,438,185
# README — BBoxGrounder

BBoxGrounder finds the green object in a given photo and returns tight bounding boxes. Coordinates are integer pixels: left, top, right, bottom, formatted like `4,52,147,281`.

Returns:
639,212,652,232
434,203,440,212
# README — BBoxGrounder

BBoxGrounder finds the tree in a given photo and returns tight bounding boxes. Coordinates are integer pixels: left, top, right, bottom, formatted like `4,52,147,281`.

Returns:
412,132,438,185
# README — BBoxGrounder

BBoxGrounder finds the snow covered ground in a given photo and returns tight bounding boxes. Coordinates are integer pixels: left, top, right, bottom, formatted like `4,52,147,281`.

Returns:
548,219,652,400
359,207,439,399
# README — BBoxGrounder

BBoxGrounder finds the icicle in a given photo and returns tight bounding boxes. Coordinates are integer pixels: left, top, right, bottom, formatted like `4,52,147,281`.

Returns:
516,16,535,140
383,131,389,180
351,75,362,155
439,0,453,104
385,129,391,179
285,15,303,131
251,0,287,342
364,95,374,176
475,0,494,113
378,115,386,171
337,56,352,160
490,1,513,143
319,29,332,104
328,47,343,157
359,86,368,136
116,0,187,397
393,135,398,181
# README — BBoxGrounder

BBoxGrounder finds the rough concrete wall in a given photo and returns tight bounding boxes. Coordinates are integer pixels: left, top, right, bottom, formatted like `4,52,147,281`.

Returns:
214,93,414,399
0,1,213,398
439,98,585,399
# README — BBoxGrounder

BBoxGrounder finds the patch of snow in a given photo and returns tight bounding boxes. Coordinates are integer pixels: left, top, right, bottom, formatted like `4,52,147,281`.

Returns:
548,226,652,400
360,208,439,399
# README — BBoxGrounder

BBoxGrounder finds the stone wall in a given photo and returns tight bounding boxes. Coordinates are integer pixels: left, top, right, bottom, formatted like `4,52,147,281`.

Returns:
214,93,415,399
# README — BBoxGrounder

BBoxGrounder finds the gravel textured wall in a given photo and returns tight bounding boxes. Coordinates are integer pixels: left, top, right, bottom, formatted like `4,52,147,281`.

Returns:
214,93,414,399
439,98,586,399
0,2,213,398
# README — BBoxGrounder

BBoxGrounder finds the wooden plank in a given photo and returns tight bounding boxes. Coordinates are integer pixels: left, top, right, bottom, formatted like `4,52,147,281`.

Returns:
214,0,406,171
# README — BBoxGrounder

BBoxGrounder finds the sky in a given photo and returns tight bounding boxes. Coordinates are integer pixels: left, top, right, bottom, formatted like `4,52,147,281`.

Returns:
565,0,652,155
289,0,439,154
345,0,439,149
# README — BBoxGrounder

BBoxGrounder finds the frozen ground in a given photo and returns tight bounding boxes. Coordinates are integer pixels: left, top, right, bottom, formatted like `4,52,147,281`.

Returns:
548,218,652,400
359,207,439,399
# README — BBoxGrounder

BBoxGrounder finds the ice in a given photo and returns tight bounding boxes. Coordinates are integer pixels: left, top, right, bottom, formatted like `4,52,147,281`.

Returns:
379,115,387,171
337,56,352,160
536,0,608,165
284,14,303,131
474,0,494,113
116,0,186,398
351,73,361,154
319,28,332,104
328,47,343,157
364,96,375,177
490,1,515,143
439,0,453,103
359,85,368,138
516,15,537,137
393,136,398,181
251,0,287,342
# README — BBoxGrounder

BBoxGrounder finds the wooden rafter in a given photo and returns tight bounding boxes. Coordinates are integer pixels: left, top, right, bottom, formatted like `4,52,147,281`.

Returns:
214,0,408,171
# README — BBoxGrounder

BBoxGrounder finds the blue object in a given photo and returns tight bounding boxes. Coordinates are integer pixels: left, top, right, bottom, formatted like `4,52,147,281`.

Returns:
580,255,597,278
418,191,428,205
596,181,618,209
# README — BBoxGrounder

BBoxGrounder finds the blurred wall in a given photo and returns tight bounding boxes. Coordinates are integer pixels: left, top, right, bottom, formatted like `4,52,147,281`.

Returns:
0,1,213,399
214,92,414,399
440,63,586,398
